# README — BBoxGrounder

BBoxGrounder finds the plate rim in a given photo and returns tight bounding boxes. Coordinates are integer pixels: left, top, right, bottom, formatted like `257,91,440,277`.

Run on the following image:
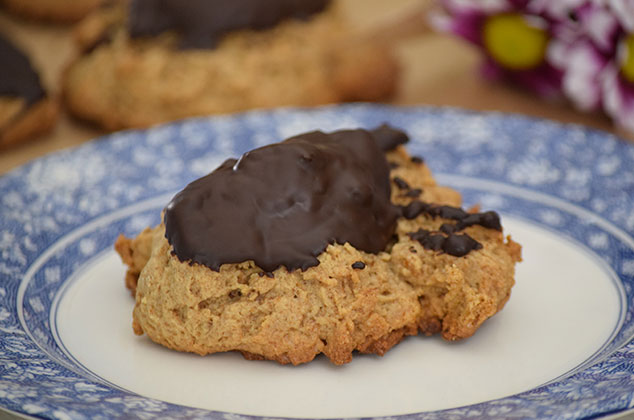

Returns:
1,103,634,419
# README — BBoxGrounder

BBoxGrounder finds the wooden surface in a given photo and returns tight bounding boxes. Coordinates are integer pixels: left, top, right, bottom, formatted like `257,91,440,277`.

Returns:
0,0,628,175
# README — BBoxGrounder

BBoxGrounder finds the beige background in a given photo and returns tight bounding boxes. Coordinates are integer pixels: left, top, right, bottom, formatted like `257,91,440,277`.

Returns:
0,0,630,175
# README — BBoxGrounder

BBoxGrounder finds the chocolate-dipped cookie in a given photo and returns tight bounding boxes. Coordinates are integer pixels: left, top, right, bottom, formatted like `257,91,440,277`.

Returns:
115,126,522,365
0,34,57,148
62,0,399,130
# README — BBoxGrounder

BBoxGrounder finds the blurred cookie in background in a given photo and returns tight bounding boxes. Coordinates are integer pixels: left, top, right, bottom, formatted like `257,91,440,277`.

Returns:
62,0,400,130
0,0,104,23
0,33,57,149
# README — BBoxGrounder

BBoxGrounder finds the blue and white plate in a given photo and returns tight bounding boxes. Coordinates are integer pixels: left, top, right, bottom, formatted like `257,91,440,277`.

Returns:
1,104,633,420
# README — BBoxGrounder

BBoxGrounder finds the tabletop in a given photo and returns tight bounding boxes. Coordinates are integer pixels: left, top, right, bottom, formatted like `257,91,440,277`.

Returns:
0,0,629,176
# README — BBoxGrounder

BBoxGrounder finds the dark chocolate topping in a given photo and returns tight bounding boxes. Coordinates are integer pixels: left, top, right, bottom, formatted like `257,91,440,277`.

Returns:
0,34,46,106
164,128,399,272
128,0,330,49
370,124,410,152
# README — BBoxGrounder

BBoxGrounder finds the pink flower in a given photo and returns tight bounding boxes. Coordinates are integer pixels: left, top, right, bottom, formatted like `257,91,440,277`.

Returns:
437,0,634,133
559,0,634,131
434,0,566,98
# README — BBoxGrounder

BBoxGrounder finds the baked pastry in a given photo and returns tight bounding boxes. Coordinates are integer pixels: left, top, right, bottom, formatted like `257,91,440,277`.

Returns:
0,0,104,23
0,33,57,149
115,125,522,365
62,0,399,130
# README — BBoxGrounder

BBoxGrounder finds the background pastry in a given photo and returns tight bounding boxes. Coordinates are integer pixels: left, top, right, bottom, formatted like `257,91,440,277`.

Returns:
0,33,57,149
63,0,400,130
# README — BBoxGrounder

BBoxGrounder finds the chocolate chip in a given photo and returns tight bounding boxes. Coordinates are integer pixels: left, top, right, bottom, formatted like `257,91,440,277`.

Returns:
408,229,482,257
228,289,242,298
392,176,410,190
442,234,483,257
400,201,430,219
404,188,422,198
398,201,501,232
351,261,366,269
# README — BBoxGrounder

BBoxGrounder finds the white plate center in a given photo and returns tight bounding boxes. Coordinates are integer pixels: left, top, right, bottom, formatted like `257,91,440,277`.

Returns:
55,216,623,418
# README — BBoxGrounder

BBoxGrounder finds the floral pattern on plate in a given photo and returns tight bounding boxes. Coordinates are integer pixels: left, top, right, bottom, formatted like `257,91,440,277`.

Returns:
1,104,634,419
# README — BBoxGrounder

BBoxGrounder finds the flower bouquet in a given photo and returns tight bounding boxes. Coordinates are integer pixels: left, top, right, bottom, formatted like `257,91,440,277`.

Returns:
434,0,634,133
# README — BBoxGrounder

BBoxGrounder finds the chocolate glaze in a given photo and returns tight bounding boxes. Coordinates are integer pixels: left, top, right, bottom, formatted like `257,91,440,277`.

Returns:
164,128,399,272
128,0,330,49
370,124,409,152
0,34,46,106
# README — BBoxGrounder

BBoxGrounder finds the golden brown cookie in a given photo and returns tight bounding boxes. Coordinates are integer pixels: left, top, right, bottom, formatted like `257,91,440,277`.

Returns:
1,0,104,23
62,0,399,130
0,34,57,149
115,126,521,365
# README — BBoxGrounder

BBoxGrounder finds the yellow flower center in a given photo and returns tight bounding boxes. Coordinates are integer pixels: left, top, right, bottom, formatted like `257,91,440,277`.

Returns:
483,14,549,70
621,34,634,83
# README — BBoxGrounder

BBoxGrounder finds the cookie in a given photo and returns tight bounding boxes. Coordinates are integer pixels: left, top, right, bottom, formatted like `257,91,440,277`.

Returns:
115,125,522,365
62,0,399,130
0,34,57,149
0,0,104,23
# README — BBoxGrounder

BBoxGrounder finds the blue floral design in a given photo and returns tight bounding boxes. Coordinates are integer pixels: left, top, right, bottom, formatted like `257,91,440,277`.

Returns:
1,104,633,419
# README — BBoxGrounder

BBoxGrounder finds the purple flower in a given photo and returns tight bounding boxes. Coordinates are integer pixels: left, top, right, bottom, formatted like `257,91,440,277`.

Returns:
559,0,634,131
437,0,634,133
435,0,565,98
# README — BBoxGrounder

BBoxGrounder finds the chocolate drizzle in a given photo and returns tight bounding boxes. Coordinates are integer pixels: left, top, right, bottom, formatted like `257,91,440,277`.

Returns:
164,128,399,272
0,34,46,106
128,0,330,49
